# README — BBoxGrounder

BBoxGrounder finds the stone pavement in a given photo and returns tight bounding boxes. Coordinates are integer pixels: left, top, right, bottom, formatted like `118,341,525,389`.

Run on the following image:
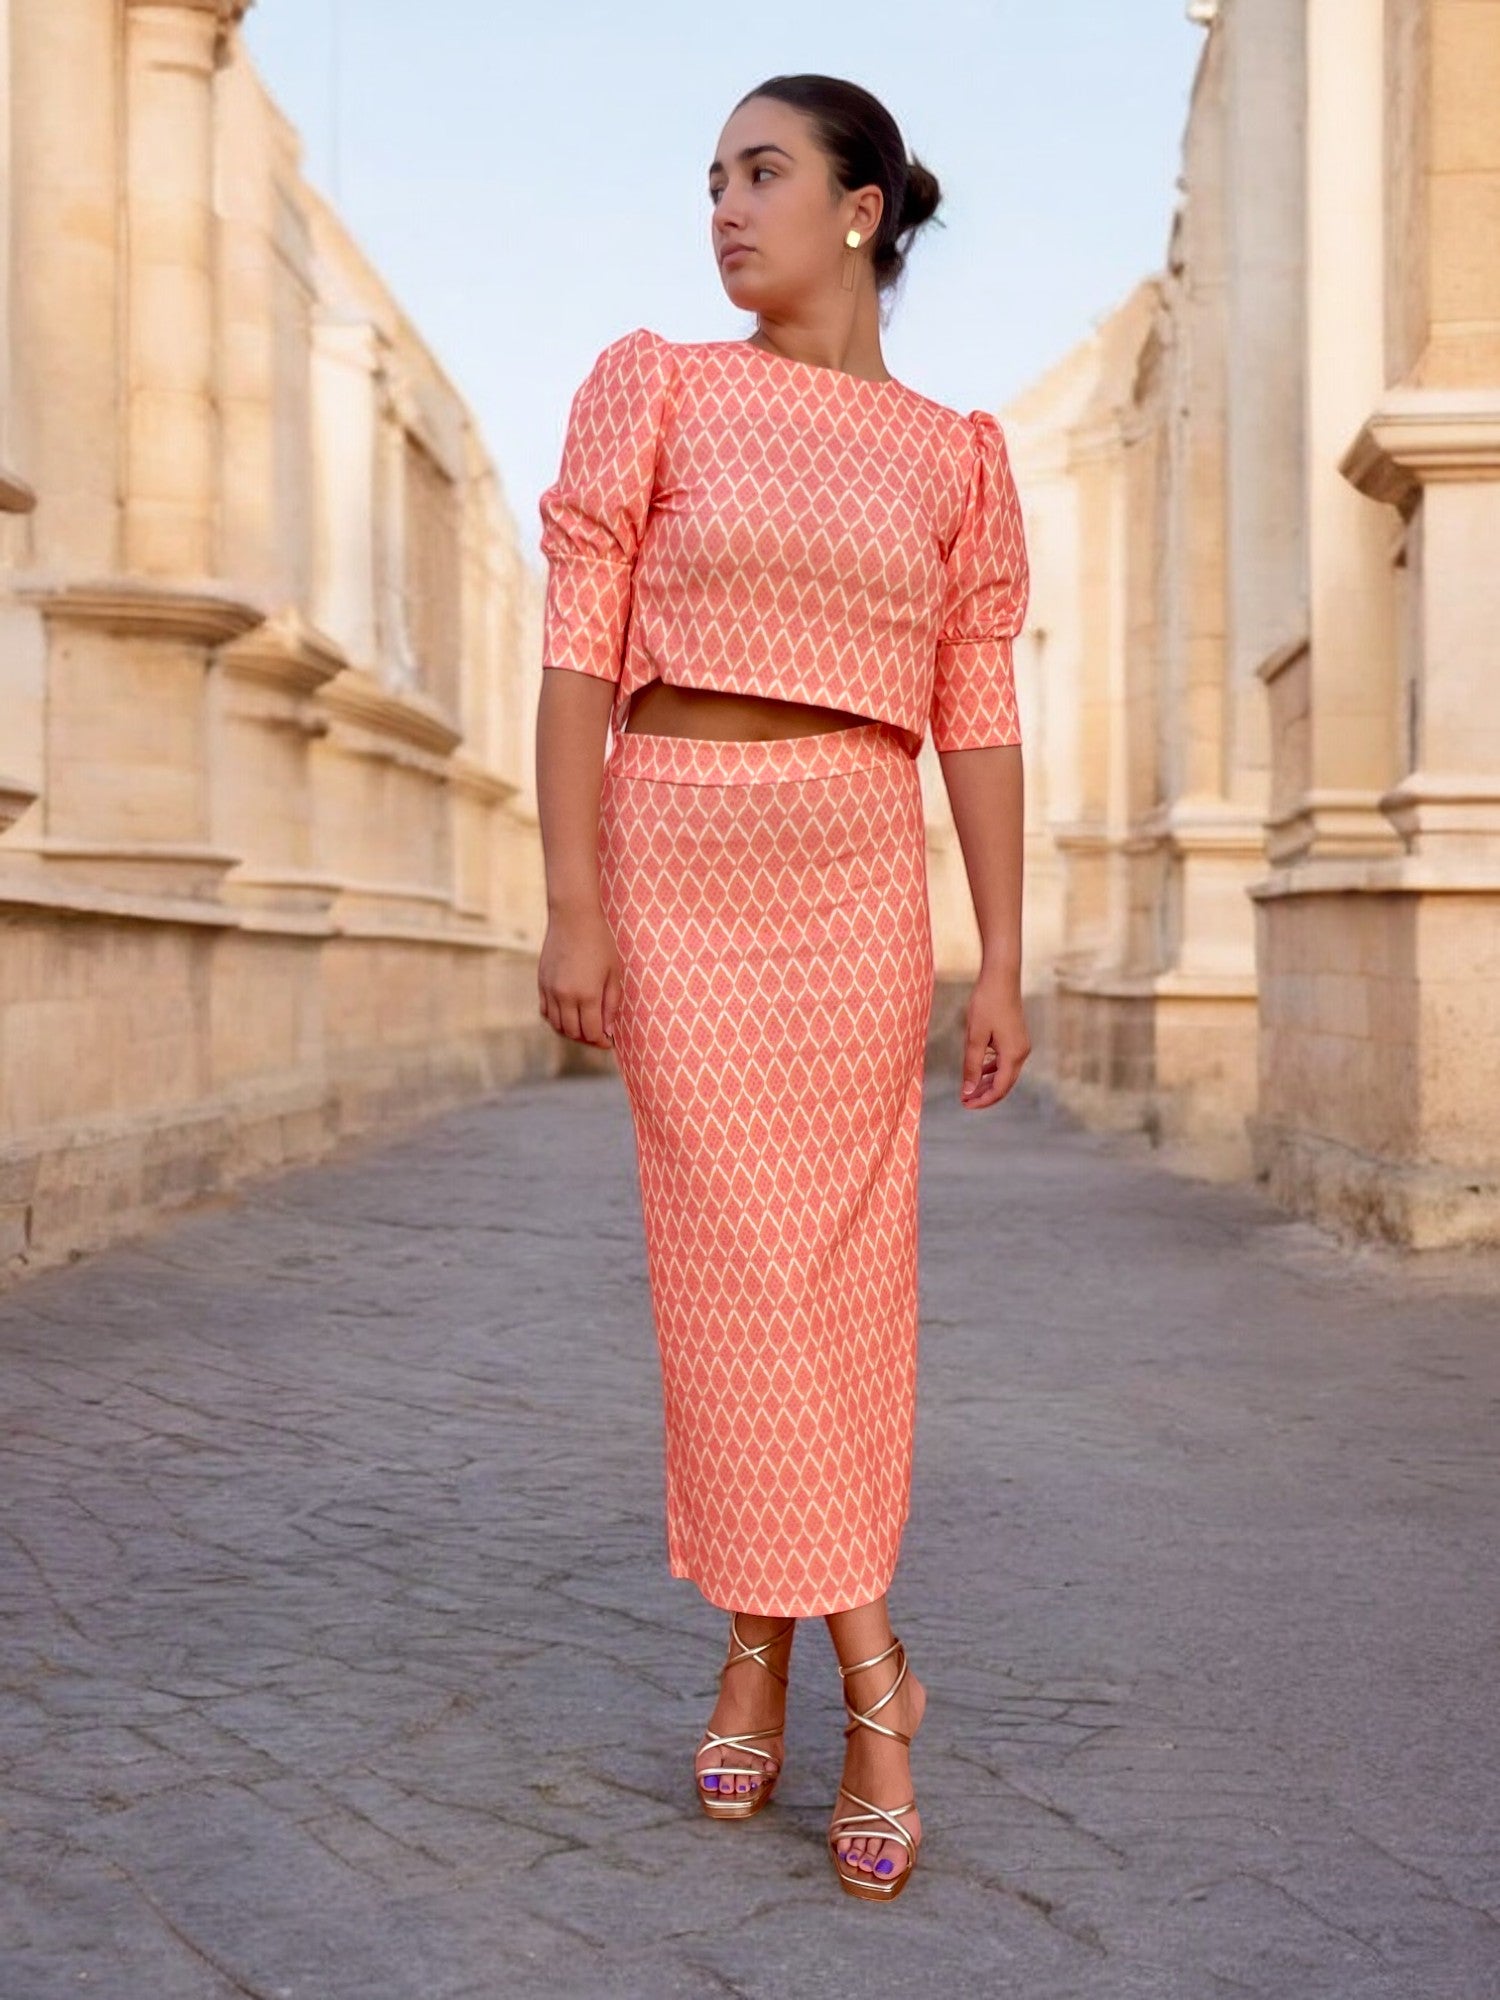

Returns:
1,1068,1498,2000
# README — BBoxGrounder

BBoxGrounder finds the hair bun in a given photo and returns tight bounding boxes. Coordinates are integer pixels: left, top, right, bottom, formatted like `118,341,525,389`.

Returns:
900,159,942,234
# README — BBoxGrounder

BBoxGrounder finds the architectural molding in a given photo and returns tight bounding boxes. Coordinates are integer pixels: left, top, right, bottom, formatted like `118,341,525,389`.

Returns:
448,755,519,807
1341,388,1500,515
8,574,267,647
1255,634,1309,686
0,467,35,513
122,0,255,68
1262,788,1406,864
0,774,39,834
214,604,348,699
1378,770,1500,858
1055,967,1255,1000
1247,854,1500,899
315,664,465,760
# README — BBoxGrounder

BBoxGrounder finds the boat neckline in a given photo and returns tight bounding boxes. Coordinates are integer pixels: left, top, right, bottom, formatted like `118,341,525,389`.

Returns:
702,336,917,400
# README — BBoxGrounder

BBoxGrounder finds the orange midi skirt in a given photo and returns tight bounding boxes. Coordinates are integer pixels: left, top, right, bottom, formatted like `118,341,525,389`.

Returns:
597,717,935,1619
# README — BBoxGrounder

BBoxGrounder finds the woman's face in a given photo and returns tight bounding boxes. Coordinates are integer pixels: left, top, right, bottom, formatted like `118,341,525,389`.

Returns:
708,97,881,311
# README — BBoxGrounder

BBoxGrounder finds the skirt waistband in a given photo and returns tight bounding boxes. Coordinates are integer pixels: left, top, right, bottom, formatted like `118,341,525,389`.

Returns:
607,717,914,788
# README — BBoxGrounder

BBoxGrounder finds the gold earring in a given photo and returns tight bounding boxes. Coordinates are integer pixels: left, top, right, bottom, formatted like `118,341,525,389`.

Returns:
842,227,862,291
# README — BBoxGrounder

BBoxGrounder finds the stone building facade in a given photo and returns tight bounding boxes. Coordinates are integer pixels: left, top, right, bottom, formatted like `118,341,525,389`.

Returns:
1004,0,1499,1248
0,0,549,1275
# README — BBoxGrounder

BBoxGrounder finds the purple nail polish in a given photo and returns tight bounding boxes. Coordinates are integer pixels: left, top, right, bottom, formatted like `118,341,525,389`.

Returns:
875,1857,894,1874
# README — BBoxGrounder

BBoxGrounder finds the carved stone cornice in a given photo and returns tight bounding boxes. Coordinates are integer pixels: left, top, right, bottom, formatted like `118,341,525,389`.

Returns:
122,0,255,68
1255,635,1309,687
1377,770,1500,860
123,0,254,23
315,665,464,760
447,756,518,807
1341,388,1500,517
1156,793,1267,860
0,468,36,514
8,574,267,647
215,605,348,698
0,775,40,835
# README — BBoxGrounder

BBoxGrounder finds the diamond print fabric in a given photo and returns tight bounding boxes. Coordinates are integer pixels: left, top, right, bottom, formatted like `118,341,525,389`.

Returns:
537,327,1030,753
598,720,934,1617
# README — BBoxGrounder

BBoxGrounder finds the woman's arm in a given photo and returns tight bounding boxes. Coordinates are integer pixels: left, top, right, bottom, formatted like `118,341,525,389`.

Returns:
532,328,675,1050
936,742,1029,1108
928,408,1032,1108
535,668,620,1049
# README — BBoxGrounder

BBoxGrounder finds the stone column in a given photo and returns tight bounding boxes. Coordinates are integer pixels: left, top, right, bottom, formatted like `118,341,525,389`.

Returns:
7,0,122,571
0,0,42,837
121,0,244,577
310,314,381,669
1222,0,1305,809
376,360,422,695
1284,0,1403,861
215,50,315,607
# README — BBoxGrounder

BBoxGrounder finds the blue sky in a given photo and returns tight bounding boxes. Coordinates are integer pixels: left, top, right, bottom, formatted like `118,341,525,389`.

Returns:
242,1,1205,559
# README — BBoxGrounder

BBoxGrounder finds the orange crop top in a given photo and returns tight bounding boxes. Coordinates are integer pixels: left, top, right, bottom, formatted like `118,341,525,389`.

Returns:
536,325,1030,753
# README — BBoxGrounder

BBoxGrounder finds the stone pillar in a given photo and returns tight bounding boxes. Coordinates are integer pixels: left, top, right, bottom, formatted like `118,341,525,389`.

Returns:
1277,0,1402,862
0,0,23,507
310,314,381,669
7,0,122,572
1222,0,1305,809
215,51,315,608
0,0,42,837
376,360,422,695
121,0,235,577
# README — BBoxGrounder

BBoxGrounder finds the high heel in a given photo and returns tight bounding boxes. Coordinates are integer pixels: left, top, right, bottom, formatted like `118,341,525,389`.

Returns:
695,1613,794,1819
827,1634,922,1899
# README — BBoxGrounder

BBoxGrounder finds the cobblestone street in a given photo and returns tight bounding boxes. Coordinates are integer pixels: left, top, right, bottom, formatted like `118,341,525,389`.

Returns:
2,1069,1497,2000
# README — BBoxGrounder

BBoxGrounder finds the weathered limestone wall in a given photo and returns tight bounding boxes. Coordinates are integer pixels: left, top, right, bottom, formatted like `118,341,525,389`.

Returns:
1249,0,1500,1246
0,0,551,1277
1035,0,1300,1163
995,0,1499,1244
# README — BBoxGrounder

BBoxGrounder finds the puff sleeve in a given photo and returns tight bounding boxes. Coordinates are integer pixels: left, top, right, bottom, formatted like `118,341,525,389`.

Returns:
537,326,675,683
929,409,1030,752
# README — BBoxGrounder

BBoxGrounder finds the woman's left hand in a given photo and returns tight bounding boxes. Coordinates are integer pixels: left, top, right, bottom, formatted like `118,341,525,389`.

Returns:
960,962,1030,1108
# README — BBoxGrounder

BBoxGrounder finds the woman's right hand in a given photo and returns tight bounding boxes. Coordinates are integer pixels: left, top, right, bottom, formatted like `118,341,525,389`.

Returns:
537,903,624,1049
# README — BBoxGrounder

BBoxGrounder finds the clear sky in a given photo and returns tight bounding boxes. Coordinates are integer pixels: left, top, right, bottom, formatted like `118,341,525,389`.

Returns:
242,1,1205,561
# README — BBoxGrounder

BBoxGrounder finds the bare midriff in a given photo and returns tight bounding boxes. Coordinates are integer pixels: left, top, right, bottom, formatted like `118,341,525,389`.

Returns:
624,678,876,743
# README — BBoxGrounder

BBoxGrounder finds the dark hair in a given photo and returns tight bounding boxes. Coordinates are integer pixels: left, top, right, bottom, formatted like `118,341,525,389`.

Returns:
733,74,944,307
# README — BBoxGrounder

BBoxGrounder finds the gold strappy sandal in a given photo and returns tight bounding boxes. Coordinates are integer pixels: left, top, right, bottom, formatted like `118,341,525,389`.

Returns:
695,1613,795,1820
827,1634,922,1899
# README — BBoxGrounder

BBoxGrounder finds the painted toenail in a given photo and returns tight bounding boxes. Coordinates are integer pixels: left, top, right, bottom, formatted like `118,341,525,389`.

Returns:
875,1857,894,1873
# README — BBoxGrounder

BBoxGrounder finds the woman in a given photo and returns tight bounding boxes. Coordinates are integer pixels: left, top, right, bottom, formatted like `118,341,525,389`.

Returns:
534,72,1030,1901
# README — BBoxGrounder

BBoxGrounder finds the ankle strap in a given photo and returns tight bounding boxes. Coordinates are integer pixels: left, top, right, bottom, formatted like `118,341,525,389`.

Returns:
837,1635,910,1744
837,1635,903,1680
723,1613,795,1688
